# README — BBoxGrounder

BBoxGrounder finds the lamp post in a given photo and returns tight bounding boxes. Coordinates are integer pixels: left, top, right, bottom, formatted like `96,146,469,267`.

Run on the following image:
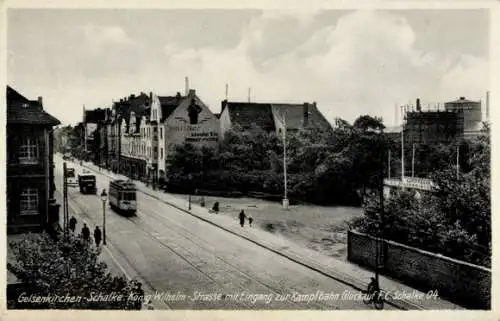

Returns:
281,115,289,210
101,189,107,245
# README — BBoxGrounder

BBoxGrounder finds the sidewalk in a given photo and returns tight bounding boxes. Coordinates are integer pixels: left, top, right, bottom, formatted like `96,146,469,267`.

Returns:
81,161,463,310
54,189,165,310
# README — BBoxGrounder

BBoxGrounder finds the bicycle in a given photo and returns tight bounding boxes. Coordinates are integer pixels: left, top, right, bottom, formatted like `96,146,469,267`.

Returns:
362,288,385,310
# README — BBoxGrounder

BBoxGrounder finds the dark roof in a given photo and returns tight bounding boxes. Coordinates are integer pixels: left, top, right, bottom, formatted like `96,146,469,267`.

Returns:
7,86,60,126
159,95,184,122
85,108,107,123
225,102,276,131
223,101,332,132
112,93,150,129
271,103,331,131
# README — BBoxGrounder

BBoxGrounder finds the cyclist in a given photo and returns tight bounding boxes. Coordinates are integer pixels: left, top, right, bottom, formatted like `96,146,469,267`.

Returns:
367,277,380,297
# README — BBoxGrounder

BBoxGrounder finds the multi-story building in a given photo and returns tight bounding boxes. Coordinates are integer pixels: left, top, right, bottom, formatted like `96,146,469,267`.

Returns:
219,100,332,138
6,86,60,234
151,89,220,182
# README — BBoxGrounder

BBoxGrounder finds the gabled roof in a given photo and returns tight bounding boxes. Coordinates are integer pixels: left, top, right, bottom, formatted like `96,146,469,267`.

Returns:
222,101,332,133
224,102,276,131
271,103,331,131
159,95,185,122
7,86,60,126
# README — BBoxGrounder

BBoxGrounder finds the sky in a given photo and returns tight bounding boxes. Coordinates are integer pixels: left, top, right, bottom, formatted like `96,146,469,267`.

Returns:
7,8,490,126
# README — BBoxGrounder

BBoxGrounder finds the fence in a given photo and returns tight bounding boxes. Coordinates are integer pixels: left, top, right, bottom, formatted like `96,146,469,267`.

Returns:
347,230,491,309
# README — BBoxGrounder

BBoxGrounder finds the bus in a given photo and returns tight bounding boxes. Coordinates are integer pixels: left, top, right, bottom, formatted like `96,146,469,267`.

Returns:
108,180,137,216
78,171,96,194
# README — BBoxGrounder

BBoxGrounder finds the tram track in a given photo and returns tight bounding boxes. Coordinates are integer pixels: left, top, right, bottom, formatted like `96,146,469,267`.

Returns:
58,158,410,310
131,201,340,310
63,190,172,309
68,190,258,309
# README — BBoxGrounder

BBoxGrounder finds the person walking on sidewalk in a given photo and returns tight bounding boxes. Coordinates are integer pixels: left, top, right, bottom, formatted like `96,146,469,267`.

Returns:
81,224,90,242
69,216,77,233
94,226,102,246
239,210,246,227
248,215,253,227
210,201,219,214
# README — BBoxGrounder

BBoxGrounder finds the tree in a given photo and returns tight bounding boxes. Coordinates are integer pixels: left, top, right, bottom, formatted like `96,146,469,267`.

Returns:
7,233,142,309
349,128,491,267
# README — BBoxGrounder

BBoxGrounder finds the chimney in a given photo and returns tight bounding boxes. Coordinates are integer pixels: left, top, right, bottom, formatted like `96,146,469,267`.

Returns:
185,76,189,95
416,98,421,111
189,89,196,96
38,96,43,108
460,96,465,100
149,91,153,103
303,103,309,127
176,92,181,98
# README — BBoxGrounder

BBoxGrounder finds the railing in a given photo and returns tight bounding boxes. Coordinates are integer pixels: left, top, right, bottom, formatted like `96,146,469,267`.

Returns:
384,177,437,191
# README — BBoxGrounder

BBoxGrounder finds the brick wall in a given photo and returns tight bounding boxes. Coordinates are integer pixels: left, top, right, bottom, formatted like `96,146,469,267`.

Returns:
347,230,491,309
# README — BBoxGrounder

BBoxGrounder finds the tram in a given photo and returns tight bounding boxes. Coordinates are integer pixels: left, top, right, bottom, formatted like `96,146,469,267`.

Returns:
108,179,137,216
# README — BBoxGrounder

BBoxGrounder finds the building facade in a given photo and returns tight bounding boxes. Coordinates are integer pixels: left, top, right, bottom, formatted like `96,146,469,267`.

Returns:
7,86,60,234
159,89,220,182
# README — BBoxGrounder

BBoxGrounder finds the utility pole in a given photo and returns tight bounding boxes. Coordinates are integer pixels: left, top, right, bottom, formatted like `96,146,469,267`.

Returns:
411,143,415,177
388,149,391,179
83,105,87,159
376,130,386,285
63,162,68,235
456,143,460,179
400,105,405,181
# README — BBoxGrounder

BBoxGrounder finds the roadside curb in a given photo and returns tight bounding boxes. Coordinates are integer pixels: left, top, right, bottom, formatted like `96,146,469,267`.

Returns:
56,187,167,310
83,163,427,310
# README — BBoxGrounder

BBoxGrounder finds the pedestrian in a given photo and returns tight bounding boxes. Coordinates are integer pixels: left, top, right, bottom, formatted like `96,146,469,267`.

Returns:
69,216,77,233
81,223,90,242
248,215,253,227
239,210,246,227
94,226,102,246
211,201,219,214
134,282,144,310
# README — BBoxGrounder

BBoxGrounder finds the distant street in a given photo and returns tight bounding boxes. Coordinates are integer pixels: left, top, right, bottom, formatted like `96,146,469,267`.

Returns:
53,156,397,310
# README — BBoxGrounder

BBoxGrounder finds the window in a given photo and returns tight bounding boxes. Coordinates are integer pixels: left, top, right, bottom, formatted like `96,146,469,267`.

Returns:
154,147,158,158
20,187,38,215
19,137,38,164
160,148,163,159
160,128,163,139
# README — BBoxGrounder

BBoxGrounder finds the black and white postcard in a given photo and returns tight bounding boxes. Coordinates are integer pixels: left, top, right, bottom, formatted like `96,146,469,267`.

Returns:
2,1,498,321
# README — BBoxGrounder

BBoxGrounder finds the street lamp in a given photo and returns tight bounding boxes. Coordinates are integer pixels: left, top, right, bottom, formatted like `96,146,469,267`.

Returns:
280,114,289,210
101,189,108,245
